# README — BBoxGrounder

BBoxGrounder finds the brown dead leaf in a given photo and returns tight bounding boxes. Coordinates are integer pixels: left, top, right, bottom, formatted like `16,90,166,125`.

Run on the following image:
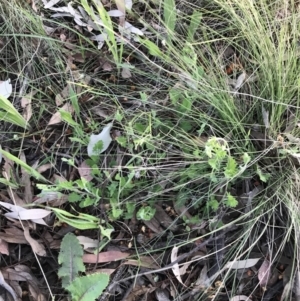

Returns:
1,227,28,244
48,103,74,125
82,251,130,263
20,152,33,204
0,239,9,255
36,163,53,174
78,160,94,181
21,91,34,122
258,258,271,289
2,268,32,282
23,227,46,257
0,271,18,301
7,280,22,301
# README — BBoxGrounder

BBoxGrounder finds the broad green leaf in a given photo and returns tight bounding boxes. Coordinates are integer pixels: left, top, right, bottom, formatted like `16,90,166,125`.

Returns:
66,273,109,301
58,233,85,288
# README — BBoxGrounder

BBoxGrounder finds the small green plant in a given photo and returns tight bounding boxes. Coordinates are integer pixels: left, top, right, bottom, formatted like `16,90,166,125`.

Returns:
136,206,156,221
58,233,109,301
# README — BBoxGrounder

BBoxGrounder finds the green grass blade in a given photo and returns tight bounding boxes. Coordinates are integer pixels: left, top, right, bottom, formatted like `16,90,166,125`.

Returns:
0,95,28,129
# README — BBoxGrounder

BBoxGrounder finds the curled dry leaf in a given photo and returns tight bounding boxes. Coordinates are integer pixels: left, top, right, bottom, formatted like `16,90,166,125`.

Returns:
23,227,46,257
82,251,130,263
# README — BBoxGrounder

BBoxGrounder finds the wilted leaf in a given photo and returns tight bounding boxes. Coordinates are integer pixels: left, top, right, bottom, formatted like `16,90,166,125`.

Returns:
24,227,46,257
0,79,12,98
87,123,113,157
82,251,129,263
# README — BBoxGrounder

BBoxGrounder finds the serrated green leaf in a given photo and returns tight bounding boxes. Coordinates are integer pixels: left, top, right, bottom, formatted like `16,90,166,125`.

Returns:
224,193,238,208
58,233,85,288
243,153,251,164
66,273,109,301
224,156,238,179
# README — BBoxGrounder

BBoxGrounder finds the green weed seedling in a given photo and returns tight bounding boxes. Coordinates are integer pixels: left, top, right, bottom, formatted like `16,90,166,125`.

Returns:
58,233,109,301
